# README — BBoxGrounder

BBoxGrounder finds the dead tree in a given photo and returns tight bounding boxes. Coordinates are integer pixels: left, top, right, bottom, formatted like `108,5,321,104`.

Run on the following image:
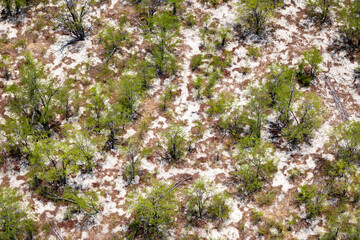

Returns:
62,0,89,41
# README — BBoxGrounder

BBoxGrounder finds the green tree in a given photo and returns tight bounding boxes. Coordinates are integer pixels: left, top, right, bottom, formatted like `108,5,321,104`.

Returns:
327,121,360,164
29,139,79,189
98,19,129,63
185,179,211,219
237,0,274,36
56,79,80,121
234,136,277,195
136,59,156,90
305,0,337,25
297,184,325,219
147,11,180,76
5,53,60,134
163,125,187,162
104,102,132,149
0,119,35,160
0,187,37,240
266,63,294,105
128,181,178,239
281,92,325,145
85,84,107,131
123,147,141,185
185,179,231,221
298,46,323,84
338,0,360,48
207,92,233,116
69,129,98,171
243,86,270,139
0,54,11,80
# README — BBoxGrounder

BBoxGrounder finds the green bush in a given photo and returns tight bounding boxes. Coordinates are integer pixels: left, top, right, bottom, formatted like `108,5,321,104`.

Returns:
163,125,187,162
0,0,47,17
147,12,180,76
305,0,337,25
237,0,274,36
246,45,261,60
0,187,37,240
255,188,279,206
122,150,141,185
5,53,60,134
266,63,294,105
160,85,177,111
200,0,229,6
338,0,360,48
301,46,323,80
297,46,323,86
281,92,325,145
207,92,234,116
0,54,11,80
296,185,325,219
327,121,360,164
190,54,204,71
128,181,178,239
185,179,231,221
250,209,263,224
234,136,277,195
98,22,129,62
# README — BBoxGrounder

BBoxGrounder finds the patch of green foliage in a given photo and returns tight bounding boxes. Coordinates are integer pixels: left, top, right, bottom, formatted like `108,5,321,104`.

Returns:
0,187,37,240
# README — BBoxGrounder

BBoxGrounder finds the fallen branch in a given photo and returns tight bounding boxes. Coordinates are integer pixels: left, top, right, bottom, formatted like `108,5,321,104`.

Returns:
46,218,64,240
324,75,349,121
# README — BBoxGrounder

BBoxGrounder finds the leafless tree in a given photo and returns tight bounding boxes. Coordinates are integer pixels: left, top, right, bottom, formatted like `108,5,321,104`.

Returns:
62,0,90,41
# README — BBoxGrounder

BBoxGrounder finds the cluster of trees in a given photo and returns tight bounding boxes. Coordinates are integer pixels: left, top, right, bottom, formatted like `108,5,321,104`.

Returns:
295,121,360,237
1,54,101,218
127,179,231,239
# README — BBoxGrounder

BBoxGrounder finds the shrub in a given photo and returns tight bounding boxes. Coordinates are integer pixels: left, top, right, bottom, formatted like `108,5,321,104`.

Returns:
128,181,178,239
327,121,360,164
234,136,277,195
207,92,234,116
200,0,229,7
0,187,37,240
190,54,203,71
338,0,360,48
296,185,325,219
250,209,263,224
246,45,261,60
163,125,187,162
185,179,231,221
207,192,231,220
98,22,129,63
85,84,107,131
266,63,294,105
5,53,60,134
122,150,141,185
147,12,180,76
184,13,196,27
0,54,11,80
305,0,337,25
281,92,325,145
237,0,274,36
301,46,323,80
0,0,47,18
160,85,177,111
255,188,279,206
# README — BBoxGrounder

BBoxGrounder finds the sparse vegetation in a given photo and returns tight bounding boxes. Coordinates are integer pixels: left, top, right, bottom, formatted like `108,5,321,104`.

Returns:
0,0,359,239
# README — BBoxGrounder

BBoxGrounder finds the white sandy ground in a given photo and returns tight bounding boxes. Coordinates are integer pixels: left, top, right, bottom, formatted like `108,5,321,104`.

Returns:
0,0,360,238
